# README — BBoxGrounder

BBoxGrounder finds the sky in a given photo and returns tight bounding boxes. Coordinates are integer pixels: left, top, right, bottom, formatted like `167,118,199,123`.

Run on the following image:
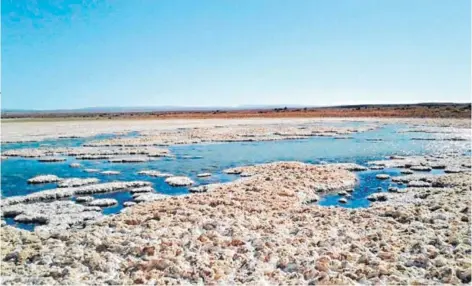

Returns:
1,0,471,110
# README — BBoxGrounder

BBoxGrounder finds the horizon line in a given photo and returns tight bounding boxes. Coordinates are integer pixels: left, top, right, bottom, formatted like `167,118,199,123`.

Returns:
2,101,471,113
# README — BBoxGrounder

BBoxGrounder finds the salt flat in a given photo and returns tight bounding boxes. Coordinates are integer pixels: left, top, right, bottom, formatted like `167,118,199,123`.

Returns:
2,117,470,143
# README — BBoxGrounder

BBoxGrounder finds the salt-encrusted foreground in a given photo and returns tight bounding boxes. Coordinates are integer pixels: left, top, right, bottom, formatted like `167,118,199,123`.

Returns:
1,161,470,285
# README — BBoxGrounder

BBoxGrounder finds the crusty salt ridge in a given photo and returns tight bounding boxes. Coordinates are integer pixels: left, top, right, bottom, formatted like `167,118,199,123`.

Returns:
223,162,368,175
57,178,100,188
2,146,170,161
1,181,152,206
87,198,118,207
75,196,94,203
138,170,174,177
27,175,61,184
188,183,224,193
197,173,212,177
37,157,66,162
1,162,471,285
328,163,368,171
1,201,102,231
100,170,120,175
83,123,379,147
129,186,155,194
165,176,195,186
375,174,390,180
108,156,149,163
133,193,170,203
123,201,136,207
368,155,470,171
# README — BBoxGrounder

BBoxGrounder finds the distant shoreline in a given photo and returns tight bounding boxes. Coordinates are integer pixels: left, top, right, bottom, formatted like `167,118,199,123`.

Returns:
2,103,470,120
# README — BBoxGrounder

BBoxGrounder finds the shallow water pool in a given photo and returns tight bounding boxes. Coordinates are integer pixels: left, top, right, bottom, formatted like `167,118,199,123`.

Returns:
1,123,469,230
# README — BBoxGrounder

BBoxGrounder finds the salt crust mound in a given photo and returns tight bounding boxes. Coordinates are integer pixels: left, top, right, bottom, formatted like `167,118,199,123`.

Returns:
1,181,152,206
27,175,61,184
1,162,471,285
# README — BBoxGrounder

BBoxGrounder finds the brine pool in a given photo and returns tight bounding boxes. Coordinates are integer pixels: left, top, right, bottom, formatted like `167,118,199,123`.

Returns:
1,123,470,230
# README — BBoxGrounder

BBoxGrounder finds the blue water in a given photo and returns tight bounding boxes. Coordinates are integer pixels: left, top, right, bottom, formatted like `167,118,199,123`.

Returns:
1,132,138,151
1,124,470,230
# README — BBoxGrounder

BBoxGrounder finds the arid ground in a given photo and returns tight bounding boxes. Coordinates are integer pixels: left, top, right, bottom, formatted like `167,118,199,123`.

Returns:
2,103,471,121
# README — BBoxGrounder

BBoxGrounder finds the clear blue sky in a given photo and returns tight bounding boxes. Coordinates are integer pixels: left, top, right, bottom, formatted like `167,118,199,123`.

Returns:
2,0,470,110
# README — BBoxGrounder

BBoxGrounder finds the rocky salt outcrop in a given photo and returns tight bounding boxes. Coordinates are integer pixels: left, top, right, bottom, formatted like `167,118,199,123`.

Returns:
369,165,384,170
367,193,388,202
108,157,149,163
410,165,432,172
129,186,155,194
87,199,118,207
165,176,194,187
75,196,94,203
240,172,253,177
431,163,446,169
1,181,152,206
223,168,243,174
133,193,170,203
100,171,120,175
1,201,102,232
69,163,81,168
302,193,320,203
188,184,223,193
3,149,44,158
369,155,471,172
188,185,209,193
37,157,66,162
223,162,367,181
79,124,379,148
76,155,112,160
408,180,432,187
444,167,467,174
123,201,136,207
2,146,171,161
57,178,100,188
388,187,399,193
330,163,368,171
27,175,61,184
196,173,212,177
392,174,436,184
138,170,173,177
376,174,390,180
181,155,203,159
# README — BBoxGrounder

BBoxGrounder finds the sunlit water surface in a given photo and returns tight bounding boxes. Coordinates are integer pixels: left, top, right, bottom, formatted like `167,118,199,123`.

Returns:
1,123,470,230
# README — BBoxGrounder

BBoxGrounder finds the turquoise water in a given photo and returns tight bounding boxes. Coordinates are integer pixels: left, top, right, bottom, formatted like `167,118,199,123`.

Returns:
1,124,470,230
